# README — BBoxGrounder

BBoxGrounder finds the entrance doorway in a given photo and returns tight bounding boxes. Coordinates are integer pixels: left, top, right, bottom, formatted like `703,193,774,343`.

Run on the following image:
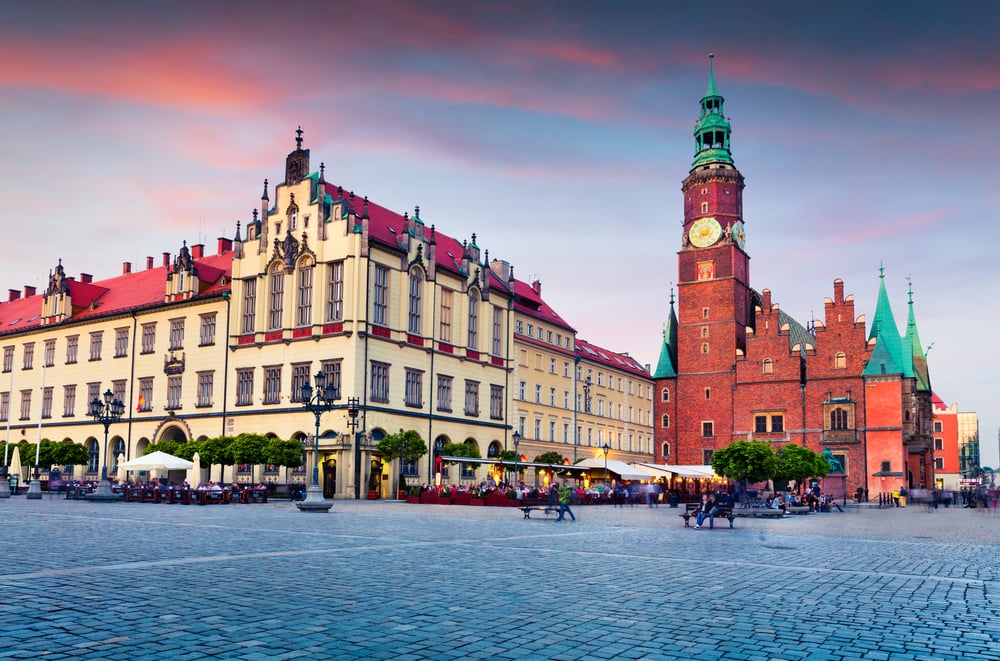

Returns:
323,459,337,498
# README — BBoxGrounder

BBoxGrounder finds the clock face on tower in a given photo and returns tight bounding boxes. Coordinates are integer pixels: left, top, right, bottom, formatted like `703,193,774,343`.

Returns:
689,217,722,248
731,220,746,249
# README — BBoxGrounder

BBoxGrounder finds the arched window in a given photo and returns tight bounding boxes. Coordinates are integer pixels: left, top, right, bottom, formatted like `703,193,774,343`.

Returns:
830,408,848,430
467,290,479,350
661,442,670,460
762,358,773,374
408,268,423,334
661,413,670,428
268,267,284,330
87,440,99,473
296,263,313,327
112,438,125,472
661,388,670,402
835,352,847,369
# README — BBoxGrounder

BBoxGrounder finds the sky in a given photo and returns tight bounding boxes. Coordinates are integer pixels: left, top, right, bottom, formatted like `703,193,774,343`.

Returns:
1,0,997,467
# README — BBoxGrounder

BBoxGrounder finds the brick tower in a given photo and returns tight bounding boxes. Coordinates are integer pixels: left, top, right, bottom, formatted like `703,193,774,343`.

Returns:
667,55,750,464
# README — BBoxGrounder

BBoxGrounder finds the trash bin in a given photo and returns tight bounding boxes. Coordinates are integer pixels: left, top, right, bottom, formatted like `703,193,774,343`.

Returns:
669,493,679,508
9,474,19,495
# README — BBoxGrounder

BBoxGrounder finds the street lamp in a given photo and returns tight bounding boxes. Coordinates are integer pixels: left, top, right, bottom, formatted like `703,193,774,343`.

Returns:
602,442,610,484
583,376,592,414
88,389,125,500
346,397,361,500
297,370,338,512
512,431,520,488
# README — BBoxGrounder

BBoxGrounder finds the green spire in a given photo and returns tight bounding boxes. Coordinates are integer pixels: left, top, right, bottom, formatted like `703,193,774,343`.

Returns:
864,265,904,376
692,53,733,169
653,291,678,378
904,280,932,392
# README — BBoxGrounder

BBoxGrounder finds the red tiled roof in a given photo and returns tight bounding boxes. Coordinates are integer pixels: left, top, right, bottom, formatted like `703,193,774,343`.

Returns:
0,251,233,337
576,338,649,378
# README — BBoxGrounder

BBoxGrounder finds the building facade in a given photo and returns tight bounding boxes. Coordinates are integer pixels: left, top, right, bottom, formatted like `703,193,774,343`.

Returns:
654,57,935,498
1,130,654,496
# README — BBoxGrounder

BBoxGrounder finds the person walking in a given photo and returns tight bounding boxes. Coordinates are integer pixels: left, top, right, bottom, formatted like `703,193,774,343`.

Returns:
555,483,576,522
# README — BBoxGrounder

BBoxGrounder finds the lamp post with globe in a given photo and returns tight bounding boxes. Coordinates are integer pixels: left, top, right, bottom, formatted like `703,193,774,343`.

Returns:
297,371,337,512
88,389,125,501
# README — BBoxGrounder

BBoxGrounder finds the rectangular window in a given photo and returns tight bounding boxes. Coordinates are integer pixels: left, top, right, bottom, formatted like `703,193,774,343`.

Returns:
269,272,284,330
0,392,8,422
437,375,453,412
535,384,541,404
373,265,388,326
405,369,423,407
371,361,389,403
197,371,214,407
934,438,943,451
63,385,76,417
934,457,943,471
114,328,129,358
550,358,556,374
772,415,784,432
236,369,254,406
439,289,453,342
2,346,13,372
290,363,310,403
66,336,78,364
881,461,891,473
199,314,217,346
534,418,541,439
242,278,257,334
320,360,342,401
702,421,714,438
168,319,185,350
263,367,281,404
464,380,479,416
166,375,182,410
22,343,34,370
138,378,153,412
702,449,714,465
755,415,768,434
297,266,313,327
490,385,503,420
933,421,943,433
492,306,503,355
112,379,126,405
518,381,526,400
549,387,556,406
44,340,55,367
89,332,103,361
19,390,31,420
327,261,344,322
141,323,156,354
41,387,53,419
549,420,556,441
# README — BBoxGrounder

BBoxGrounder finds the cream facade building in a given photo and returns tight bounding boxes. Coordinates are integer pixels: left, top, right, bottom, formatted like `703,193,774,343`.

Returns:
1,133,653,496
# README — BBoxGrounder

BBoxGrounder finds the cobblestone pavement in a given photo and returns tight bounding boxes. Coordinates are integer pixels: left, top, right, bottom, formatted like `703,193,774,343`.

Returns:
0,497,997,660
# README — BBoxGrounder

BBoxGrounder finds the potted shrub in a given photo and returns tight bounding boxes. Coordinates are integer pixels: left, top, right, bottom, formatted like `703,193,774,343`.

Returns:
406,486,421,504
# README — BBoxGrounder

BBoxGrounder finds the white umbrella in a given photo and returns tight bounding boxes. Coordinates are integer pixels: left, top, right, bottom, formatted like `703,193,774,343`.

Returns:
9,446,22,486
187,451,201,486
115,453,126,483
118,450,193,471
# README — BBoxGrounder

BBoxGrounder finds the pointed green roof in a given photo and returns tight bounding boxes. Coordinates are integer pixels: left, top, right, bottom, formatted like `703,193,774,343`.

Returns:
692,53,734,169
653,294,678,378
904,283,932,392
866,265,904,371
863,320,903,376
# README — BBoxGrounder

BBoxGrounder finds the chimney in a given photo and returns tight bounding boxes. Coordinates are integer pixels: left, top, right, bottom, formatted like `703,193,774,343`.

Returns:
531,279,542,296
191,244,204,259
23,286,36,298
79,273,93,284
146,256,154,270
217,237,233,255
8,289,20,301
162,252,170,268
122,262,132,275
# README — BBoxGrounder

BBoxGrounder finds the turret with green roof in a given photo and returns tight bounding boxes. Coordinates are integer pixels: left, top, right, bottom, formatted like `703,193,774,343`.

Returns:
691,53,734,169
863,266,905,377
653,291,679,378
904,281,932,392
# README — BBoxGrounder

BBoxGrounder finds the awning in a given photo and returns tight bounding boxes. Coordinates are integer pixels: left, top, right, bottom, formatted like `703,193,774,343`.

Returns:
632,463,674,479
574,458,656,481
637,463,718,479
437,456,591,474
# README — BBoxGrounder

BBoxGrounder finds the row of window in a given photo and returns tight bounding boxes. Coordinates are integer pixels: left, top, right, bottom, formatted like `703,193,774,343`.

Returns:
514,416,647,453
517,380,649,424
1,315,217,372
243,263,505,354
514,319,572,350
658,410,851,433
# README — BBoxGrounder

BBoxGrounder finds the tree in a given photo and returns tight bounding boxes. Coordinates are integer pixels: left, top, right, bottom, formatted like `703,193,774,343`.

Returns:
774,444,830,493
711,439,776,500
264,438,307,469
376,429,428,496
11,439,88,472
440,441,482,482
198,436,236,482
534,451,565,466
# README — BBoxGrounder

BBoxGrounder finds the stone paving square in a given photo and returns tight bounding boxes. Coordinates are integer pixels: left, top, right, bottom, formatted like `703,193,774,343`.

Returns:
0,498,997,660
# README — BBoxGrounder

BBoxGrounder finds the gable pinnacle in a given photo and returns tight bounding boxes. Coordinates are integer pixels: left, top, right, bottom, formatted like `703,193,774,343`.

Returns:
706,52,718,98
295,126,303,150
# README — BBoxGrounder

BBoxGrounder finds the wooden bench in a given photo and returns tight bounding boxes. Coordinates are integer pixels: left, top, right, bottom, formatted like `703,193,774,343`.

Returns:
517,497,559,519
679,503,736,528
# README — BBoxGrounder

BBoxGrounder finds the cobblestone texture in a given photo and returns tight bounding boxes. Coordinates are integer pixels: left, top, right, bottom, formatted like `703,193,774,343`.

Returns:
0,499,997,660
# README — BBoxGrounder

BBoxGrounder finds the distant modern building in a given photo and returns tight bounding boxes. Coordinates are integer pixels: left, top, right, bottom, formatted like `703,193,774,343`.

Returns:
653,56,935,498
